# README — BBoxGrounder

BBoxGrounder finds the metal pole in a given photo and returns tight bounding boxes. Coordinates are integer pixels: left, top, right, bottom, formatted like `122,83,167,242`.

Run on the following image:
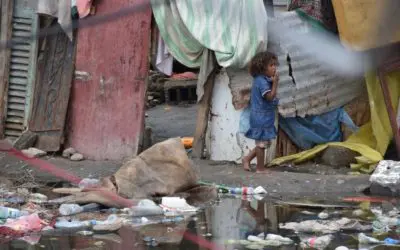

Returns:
378,69,400,158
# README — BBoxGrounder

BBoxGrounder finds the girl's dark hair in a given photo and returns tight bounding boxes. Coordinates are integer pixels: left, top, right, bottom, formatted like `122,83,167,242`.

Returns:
249,51,278,77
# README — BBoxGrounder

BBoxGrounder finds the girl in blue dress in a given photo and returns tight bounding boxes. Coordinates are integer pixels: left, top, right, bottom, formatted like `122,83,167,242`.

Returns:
242,52,279,173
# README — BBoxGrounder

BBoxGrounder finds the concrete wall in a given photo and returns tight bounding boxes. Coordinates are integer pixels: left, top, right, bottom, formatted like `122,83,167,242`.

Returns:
206,69,277,164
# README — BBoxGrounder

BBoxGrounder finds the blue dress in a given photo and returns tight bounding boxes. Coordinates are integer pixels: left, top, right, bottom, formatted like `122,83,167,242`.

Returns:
245,75,278,141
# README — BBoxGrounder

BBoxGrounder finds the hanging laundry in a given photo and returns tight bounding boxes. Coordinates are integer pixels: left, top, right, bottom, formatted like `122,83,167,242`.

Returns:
151,0,268,101
156,36,173,76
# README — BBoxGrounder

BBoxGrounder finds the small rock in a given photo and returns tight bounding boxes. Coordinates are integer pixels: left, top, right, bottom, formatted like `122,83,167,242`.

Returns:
94,241,105,247
335,247,349,250
147,95,154,101
352,209,365,217
337,179,345,185
62,147,77,158
70,153,84,161
318,211,329,219
320,146,359,167
21,147,46,158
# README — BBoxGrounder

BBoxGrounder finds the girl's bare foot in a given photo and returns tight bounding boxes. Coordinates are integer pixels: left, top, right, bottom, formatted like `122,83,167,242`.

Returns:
242,158,251,171
256,168,269,174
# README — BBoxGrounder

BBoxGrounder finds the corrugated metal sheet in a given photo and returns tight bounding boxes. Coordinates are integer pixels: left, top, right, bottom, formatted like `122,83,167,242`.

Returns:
273,11,364,117
227,11,363,118
4,1,38,140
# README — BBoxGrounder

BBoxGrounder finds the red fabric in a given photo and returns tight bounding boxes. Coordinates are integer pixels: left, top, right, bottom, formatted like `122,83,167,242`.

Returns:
288,0,323,23
171,72,198,80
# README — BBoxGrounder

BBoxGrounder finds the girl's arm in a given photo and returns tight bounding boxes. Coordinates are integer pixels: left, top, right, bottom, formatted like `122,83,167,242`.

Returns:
264,72,279,101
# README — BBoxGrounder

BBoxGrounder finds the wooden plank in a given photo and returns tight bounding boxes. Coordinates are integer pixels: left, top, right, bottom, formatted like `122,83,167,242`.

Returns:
28,21,76,151
0,0,14,139
192,73,216,158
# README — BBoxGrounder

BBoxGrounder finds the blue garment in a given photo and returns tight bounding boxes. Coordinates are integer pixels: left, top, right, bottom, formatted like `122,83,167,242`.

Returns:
245,75,278,141
279,108,359,150
239,107,251,134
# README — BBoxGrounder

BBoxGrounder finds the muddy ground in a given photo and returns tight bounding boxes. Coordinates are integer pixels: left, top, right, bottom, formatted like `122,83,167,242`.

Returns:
0,153,370,202
0,104,371,200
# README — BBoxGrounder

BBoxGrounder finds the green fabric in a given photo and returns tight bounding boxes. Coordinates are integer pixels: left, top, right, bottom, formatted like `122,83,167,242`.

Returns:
151,0,269,69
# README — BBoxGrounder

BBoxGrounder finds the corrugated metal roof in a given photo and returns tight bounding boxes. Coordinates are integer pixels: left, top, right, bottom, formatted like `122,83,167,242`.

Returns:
274,11,364,117
227,11,364,118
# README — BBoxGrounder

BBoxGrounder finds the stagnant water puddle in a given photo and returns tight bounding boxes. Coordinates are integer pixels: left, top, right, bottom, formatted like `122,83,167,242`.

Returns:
1,196,399,250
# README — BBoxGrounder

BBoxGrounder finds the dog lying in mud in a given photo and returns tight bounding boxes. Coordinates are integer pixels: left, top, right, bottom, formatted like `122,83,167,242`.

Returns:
50,138,217,208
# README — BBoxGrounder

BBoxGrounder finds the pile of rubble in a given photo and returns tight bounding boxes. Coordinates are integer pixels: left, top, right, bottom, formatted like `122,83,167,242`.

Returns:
7,130,85,162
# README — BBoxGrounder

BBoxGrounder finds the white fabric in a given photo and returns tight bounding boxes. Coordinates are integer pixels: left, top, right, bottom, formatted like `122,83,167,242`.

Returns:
37,0,73,40
156,36,173,76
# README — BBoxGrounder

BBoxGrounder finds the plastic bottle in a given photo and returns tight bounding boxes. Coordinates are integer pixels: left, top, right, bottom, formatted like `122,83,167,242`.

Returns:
301,235,333,249
376,215,400,227
266,234,293,244
161,216,184,224
0,206,28,219
29,193,48,203
130,205,163,217
59,204,84,216
78,178,100,189
384,238,400,245
55,220,92,229
228,187,254,195
358,233,382,244
59,203,101,216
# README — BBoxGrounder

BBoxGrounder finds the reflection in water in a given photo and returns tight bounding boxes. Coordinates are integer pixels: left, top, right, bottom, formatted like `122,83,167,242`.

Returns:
1,197,399,250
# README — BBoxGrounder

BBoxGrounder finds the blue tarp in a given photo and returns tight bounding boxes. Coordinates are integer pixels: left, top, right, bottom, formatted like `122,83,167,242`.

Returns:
239,107,358,150
279,108,359,150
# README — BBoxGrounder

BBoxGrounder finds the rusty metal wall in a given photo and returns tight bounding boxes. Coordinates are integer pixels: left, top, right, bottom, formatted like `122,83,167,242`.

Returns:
67,0,151,160
273,11,364,117
228,11,364,118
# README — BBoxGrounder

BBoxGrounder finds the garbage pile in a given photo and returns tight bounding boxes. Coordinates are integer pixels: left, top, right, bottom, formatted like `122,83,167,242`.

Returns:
0,138,212,246
221,200,400,250
0,176,208,246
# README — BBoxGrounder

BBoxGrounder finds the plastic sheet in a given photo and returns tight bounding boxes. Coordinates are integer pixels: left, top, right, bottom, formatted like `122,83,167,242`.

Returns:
279,108,358,150
271,71,400,173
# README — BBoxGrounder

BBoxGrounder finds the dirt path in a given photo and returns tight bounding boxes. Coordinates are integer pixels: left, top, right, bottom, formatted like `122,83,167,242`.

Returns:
0,152,370,200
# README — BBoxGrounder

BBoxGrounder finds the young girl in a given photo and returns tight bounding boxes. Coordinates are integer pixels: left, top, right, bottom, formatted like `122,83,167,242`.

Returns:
242,52,279,173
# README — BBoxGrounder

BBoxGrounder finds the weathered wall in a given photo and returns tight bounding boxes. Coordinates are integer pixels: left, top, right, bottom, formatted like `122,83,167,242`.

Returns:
206,69,277,164
68,0,151,160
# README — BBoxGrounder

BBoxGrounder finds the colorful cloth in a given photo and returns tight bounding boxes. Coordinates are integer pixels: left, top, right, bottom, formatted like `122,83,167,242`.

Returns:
245,76,278,141
151,0,268,101
288,0,338,33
